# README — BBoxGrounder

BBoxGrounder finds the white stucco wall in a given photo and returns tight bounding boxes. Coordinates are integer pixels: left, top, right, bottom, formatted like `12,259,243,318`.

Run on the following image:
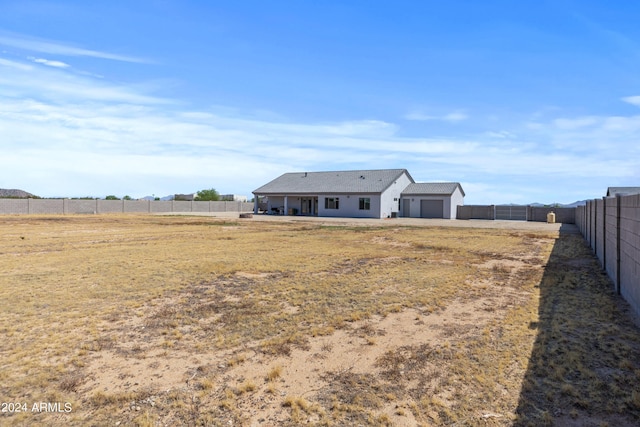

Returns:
317,194,382,218
379,172,413,218
450,188,465,217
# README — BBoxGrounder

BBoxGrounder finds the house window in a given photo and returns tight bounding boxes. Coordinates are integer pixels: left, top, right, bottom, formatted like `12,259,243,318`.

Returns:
359,198,371,210
325,197,339,209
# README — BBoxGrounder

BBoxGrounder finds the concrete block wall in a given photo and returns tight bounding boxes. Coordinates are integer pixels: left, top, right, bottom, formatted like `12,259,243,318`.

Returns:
619,195,640,314
0,199,28,214
456,205,495,220
123,200,150,213
0,199,254,215
579,194,640,319
172,201,192,212
226,202,248,212
66,199,97,214
604,197,619,285
585,200,592,250
98,200,123,213
579,202,588,240
29,199,64,214
528,207,576,224
576,205,583,233
211,202,226,212
192,201,210,213
150,201,173,213
589,200,595,244
457,205,576,223
595,199,605,263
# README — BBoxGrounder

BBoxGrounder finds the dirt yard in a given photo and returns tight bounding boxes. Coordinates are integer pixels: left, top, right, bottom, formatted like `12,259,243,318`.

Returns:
0,214,638,426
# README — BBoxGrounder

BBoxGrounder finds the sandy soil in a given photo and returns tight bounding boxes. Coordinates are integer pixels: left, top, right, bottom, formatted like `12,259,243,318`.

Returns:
84,302,515,426
80,235,546,426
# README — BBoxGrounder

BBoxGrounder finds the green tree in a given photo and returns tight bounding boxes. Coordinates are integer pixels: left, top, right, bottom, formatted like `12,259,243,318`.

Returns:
123,195,132,200
195,188,220,201
105,195,120,200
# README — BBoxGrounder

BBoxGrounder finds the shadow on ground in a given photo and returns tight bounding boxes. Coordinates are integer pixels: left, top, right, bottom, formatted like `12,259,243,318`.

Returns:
515,224,640,426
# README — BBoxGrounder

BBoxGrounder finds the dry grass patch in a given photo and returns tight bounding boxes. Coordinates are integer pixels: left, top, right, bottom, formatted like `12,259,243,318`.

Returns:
0,215,638,426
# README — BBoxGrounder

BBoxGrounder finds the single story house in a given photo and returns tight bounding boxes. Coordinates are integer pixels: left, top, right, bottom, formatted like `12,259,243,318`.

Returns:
400,182,465,219
606,187,640,197
253,169,465,219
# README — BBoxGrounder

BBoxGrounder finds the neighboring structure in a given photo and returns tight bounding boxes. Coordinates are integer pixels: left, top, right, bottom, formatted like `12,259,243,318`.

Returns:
400,182,465,219
606,187,640,197
174,193,196,201
253,169,465,219
220,194,248,202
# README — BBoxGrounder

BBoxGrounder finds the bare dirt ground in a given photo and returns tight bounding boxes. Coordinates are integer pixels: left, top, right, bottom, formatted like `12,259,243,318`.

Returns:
0,214,638,427
159,211,569,231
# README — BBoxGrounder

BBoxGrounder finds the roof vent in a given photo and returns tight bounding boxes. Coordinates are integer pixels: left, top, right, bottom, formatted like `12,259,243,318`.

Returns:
304,172,307,177
360,175,365,179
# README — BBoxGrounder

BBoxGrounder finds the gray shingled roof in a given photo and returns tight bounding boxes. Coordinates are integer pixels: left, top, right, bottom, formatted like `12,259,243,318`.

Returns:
402,182,465,196
253,169,412,194
607,187,640,197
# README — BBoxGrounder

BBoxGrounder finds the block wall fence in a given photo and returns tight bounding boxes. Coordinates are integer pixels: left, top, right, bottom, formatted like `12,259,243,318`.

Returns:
0,199,254,215
456,205,576,223
576,194,640,318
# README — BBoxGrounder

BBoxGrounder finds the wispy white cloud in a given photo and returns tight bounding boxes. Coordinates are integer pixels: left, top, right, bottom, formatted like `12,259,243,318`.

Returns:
0,31,149,63
553,116,599,129
602,115,640,132
404,110,468,122
0,57,33,70
484,130,516,139
0,58,169,105
550,113,640,141
622,95,640,107
30,57,70,68
443,112,468,122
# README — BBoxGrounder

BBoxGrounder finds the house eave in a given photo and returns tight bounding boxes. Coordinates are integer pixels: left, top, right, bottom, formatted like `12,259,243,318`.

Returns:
253,191,383,196
401,192,455,197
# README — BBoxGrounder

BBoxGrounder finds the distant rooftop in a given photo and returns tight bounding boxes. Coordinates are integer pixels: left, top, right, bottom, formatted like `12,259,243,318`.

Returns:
606,187,640,197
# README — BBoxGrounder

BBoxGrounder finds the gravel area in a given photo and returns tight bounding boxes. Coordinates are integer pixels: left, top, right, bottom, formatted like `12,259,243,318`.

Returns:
158,211,574,232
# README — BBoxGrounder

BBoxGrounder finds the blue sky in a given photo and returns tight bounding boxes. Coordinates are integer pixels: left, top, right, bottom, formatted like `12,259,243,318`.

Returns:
1,0,639,204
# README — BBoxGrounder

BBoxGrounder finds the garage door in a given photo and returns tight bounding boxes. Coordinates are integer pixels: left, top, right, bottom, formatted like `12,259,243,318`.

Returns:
420,200,444,218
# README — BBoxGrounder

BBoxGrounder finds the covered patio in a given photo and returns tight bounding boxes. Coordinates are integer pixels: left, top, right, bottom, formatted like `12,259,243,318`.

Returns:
255,195,319,216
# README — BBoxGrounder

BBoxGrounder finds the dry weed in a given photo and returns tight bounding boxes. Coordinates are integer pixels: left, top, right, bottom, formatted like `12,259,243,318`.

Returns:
0,215,638,426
